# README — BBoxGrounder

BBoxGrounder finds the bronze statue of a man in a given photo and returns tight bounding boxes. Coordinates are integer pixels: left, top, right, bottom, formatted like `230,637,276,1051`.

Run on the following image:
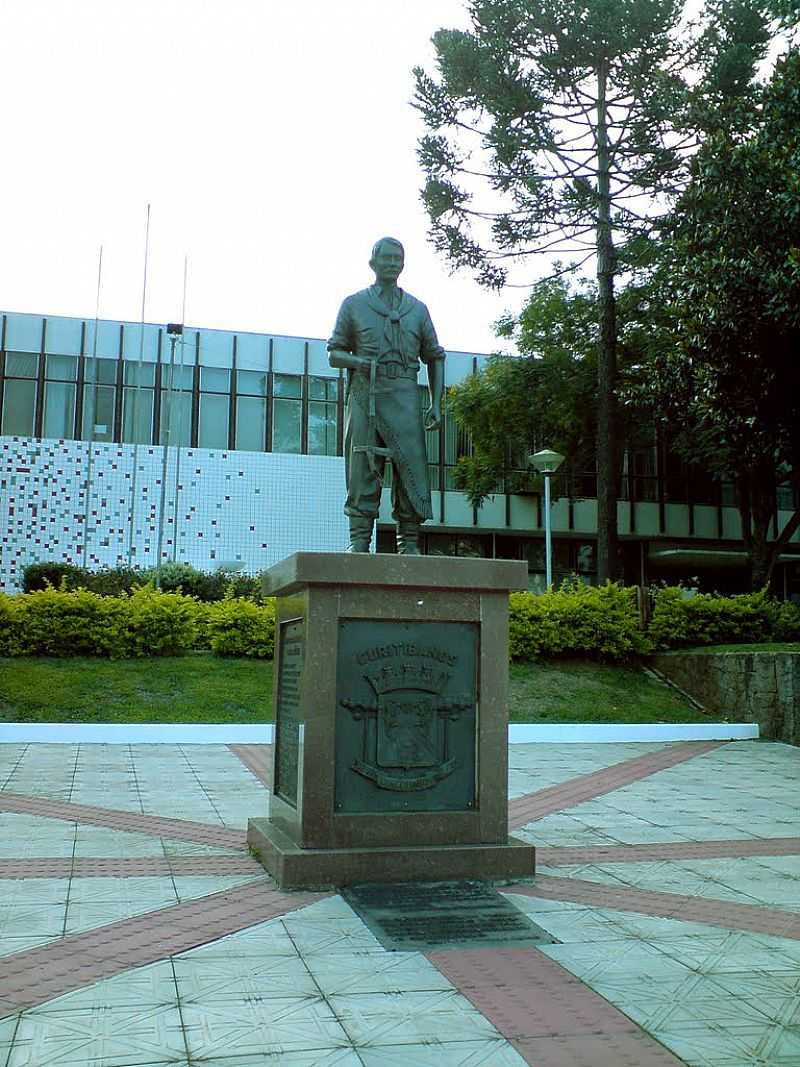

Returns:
328,237,445,554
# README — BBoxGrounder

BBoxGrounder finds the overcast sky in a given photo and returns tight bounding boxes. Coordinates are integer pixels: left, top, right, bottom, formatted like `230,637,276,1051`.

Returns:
0,0,529,354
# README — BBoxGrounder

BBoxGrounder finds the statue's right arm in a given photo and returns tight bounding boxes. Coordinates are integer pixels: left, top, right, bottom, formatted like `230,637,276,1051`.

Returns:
327,298,371,372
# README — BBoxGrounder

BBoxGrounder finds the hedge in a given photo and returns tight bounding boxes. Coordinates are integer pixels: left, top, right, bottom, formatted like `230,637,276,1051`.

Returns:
21,561,263,602
648,587,800,650
2,581,798,661
509,581,650,662
0,587,274,659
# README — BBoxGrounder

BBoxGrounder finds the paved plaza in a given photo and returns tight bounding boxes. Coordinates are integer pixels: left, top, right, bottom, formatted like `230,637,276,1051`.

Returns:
0,738,798,1065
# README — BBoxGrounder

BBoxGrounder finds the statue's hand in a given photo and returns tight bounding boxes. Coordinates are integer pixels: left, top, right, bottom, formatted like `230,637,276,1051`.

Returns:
424,403,441,432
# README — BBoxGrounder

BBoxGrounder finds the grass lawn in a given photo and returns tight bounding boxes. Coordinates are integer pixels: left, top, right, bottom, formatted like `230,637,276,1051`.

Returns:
0,653,722,725
508,659,724,724
0,655,275,724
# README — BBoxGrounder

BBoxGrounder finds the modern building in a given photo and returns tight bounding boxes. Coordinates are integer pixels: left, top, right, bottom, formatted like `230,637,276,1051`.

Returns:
2,309,799,596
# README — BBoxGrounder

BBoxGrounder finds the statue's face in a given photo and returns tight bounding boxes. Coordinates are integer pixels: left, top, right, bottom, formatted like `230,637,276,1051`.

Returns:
372,242,404,285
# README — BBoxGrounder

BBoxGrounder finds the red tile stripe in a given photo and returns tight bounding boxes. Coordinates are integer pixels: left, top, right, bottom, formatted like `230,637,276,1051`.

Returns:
508,741,727,829
537,837,800,867
512,874,800,940
0,791,246,850
429,947,685,1066
229,743,273,788
0,855,262,879
0,879,327,1018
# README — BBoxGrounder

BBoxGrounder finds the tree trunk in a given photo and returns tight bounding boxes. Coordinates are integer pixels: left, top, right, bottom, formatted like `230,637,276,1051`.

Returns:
595,57,619,582
746,465,800,590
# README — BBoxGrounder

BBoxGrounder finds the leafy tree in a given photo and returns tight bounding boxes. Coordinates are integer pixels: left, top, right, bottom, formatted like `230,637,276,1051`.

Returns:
448,271,659,506
642,48,800,589
413,0,771,580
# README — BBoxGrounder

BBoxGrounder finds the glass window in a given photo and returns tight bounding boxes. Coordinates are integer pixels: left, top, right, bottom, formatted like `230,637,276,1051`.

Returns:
236,396,266,451
200,367,231,393
426,534,457,556
273,397,301,453
236,369,267,396
198,393,229,449
5,352,38,378
456,536,486,558
45,354,78,381
82,384,115,442
123,361,156,386
159,392,192,447
2,379,36,435
576,543,596,574
309,376,337,401
84,358,118,385
308,401,337,456
160,363,194,391
43,382,76,439
273,373,302,399
122,388,154,444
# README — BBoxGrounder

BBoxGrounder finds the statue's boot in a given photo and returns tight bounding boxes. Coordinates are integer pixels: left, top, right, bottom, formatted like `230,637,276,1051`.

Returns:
347,516,374,553
396,522,421,555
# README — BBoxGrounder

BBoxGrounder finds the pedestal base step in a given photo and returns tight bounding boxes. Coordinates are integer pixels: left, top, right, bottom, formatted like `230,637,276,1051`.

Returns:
247,818,536,891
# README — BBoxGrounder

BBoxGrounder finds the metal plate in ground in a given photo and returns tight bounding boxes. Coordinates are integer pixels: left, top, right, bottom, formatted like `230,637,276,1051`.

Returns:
343,880,556,952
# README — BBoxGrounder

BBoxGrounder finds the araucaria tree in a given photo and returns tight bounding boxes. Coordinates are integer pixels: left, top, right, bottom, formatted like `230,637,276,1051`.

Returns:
413,0,770,581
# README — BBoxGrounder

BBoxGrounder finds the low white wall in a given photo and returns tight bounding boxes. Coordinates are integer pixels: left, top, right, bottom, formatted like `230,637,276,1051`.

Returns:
0,722,759,744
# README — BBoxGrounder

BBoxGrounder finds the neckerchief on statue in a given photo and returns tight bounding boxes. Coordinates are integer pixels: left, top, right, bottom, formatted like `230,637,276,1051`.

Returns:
365,286,415,370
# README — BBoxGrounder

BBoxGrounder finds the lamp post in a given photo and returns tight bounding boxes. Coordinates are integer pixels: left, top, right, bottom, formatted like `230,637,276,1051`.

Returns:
155,323,183,589
529,448,565,590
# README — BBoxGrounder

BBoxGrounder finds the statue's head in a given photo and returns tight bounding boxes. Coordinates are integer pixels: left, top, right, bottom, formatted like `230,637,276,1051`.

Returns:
370,237,405,284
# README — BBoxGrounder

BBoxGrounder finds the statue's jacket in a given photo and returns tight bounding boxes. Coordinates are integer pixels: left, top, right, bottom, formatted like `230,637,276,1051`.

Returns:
328,286,445,521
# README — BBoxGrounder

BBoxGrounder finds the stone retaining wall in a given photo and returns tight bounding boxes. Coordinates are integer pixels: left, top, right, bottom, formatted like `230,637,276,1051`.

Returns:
650,651,799,744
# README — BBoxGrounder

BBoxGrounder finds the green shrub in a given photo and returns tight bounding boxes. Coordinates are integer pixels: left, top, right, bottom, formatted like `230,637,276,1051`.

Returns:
769,600,800,641
648,587,786,650
14,587,131,657
205,597,276,658
224,573,264,601
509,581,650,662
22,562,86,593
23,560,149,596
125,587,199,656
0,594,23,655
143,562,232,602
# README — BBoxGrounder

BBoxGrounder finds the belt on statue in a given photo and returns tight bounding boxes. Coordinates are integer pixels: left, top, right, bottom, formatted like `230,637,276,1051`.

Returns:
375,363,418,380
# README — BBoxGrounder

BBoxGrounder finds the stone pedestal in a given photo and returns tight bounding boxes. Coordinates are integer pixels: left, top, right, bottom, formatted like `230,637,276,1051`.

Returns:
247,552,534,889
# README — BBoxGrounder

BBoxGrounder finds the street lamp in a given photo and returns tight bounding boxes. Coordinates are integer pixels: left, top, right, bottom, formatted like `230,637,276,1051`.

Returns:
529,448,565,590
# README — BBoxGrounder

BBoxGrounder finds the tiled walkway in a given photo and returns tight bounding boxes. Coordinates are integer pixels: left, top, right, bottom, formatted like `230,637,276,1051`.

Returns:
0,739,798,1065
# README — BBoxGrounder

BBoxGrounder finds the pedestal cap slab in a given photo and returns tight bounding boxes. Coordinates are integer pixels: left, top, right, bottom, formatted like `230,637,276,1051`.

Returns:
262,552,528,597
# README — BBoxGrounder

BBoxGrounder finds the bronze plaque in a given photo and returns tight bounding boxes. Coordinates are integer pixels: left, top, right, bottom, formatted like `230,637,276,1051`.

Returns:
335,619,478,813
274,618,304,807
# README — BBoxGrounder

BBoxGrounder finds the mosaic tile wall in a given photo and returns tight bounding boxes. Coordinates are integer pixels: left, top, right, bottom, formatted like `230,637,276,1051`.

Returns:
0,435,349,590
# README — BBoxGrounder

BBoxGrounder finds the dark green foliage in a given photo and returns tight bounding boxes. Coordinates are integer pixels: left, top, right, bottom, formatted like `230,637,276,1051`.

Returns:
24,561,145,596
22,560,262,602
23,562,87,593
640,49,800,588
649,587,800,649
145,562,229,601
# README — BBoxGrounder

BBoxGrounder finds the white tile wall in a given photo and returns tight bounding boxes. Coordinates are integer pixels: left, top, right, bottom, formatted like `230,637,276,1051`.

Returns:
0,436,349,590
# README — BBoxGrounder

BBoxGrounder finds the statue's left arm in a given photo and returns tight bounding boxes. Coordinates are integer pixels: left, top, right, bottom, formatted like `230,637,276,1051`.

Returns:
419,305,445,432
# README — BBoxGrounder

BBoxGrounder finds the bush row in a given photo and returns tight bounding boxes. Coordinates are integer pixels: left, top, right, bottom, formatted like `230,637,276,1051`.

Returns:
2,582,798,661
22,561,263,602
0,587,275,658
647,587,800,650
